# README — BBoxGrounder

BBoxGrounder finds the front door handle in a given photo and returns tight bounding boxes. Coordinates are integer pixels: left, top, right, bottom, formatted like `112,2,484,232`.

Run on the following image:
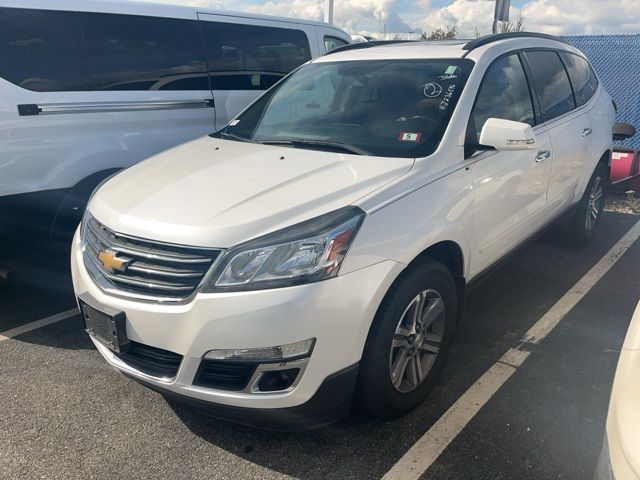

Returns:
536,150,551,162
582,128,593,137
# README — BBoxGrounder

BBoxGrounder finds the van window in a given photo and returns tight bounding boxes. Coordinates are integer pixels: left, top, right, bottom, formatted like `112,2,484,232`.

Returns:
0,7,93,92
200,22,311,90
559,52,599,107
524,50,576,123
469,54,535,143
79,12,208,91
324,36,348,52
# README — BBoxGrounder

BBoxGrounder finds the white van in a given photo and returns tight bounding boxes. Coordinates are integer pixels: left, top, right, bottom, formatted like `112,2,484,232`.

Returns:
0,0,350,242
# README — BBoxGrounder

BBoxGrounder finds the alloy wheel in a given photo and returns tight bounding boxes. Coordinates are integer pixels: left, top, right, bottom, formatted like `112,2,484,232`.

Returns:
388,289,446,393
585,176,604,232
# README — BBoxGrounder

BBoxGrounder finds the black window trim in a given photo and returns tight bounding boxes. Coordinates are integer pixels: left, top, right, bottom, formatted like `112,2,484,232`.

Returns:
465,47,601,159
464,49,538,158
519,47,599,128
557,50,600,109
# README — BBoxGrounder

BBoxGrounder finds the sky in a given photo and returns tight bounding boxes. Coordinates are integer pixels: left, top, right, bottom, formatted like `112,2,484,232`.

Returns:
139,0,640,37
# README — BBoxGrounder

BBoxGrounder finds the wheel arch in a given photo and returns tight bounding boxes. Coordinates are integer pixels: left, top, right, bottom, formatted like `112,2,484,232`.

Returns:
405,240,466,323
375,239,467,327
49,168,123,239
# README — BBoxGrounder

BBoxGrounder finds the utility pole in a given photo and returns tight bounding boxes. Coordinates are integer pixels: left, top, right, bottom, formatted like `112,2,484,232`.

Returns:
324,0,334,24
493,0,511,33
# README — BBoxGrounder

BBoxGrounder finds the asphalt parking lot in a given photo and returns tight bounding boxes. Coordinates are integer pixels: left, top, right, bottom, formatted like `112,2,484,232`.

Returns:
1,200,639,480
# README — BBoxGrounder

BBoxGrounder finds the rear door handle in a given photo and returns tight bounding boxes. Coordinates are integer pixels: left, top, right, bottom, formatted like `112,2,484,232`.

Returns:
536,150,551,162
582,128,593,137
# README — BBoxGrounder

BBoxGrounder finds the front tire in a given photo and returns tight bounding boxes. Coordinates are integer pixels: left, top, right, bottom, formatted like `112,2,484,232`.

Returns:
358,259,457,420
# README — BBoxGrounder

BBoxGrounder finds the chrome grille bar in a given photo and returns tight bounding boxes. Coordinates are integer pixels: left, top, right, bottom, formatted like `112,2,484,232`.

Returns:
83,216,221,302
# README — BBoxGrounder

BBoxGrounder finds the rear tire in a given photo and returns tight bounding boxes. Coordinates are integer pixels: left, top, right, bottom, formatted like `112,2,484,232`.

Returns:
565,163,607,245
358,259,457,420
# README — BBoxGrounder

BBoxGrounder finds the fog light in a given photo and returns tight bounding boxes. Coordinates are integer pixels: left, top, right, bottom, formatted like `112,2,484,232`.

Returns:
257,368,300,391
204,338,315,363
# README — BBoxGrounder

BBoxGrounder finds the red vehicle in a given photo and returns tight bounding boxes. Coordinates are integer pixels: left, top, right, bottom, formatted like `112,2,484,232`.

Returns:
609,123,638,190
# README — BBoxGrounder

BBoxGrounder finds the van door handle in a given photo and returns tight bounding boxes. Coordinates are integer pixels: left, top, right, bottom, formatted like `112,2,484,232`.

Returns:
536,150,551,162
582,128,593,137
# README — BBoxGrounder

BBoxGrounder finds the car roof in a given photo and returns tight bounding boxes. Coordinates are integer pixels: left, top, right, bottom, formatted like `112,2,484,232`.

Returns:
314,33,580,63
315,40,471,62
1,0,348,33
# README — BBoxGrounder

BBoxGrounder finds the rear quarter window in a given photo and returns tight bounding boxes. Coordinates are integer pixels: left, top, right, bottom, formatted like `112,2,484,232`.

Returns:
524,50,576,123
324,36,349,52
0,7,93,92
559,52,599,107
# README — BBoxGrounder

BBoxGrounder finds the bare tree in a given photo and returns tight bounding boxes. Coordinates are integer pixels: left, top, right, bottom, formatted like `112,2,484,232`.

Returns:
420,25,457,41
499,12,526,33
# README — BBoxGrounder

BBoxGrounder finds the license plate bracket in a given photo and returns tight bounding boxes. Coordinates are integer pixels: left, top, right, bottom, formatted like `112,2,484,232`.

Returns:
78,294,130,354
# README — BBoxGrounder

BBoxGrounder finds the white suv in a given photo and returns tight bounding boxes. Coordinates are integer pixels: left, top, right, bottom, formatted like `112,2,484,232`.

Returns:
71,33,615,430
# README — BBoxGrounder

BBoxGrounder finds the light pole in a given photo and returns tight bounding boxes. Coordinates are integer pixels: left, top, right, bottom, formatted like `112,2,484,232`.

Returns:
324,0,334,24
493,0,511,33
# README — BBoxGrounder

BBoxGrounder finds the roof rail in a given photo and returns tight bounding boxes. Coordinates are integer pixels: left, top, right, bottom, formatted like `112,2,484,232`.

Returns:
324,40,415,55
463,32,571,52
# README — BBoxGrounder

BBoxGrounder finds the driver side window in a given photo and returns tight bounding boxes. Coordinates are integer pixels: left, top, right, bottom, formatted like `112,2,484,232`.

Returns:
469,54,535,145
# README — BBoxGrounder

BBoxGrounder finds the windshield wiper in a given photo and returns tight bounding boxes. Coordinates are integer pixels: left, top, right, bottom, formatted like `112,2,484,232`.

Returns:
259,139,371,156
213,131,254,143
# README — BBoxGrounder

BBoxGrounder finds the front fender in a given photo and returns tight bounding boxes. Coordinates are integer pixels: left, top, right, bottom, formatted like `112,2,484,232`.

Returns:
344,167,474,279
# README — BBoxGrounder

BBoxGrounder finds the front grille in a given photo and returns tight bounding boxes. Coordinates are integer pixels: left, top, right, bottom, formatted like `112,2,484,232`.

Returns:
83,215,221,301
116,341,183,379
194,360,257,391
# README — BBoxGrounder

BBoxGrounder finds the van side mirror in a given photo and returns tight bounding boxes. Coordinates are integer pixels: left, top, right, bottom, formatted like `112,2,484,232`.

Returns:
479,118,537,151
613,122,636,141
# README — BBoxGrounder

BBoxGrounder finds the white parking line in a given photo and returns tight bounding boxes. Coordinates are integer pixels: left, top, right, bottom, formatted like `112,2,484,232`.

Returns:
383,219,640,480
0,308,79,342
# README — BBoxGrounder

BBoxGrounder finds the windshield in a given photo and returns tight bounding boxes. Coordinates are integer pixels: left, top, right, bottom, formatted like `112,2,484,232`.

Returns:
214,58,473,158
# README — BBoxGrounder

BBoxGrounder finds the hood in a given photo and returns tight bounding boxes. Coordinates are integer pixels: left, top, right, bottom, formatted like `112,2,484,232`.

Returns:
89,136,413,247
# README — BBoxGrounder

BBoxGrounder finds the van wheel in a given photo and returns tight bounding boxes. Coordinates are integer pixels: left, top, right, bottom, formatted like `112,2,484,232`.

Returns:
566,163,607,245
358,259,456,420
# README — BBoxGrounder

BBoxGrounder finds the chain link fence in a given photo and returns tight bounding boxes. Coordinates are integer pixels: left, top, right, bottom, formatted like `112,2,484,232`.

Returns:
564,34,640,150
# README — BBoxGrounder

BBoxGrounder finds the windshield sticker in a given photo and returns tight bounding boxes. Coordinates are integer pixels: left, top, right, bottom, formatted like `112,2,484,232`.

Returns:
421,82,443,98
229,119,240,126
398,132,422,142
445,65,458,75
439,84,457,111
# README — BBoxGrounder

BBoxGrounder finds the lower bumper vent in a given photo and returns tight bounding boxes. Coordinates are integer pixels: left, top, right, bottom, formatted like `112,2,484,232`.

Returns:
115,341,183,379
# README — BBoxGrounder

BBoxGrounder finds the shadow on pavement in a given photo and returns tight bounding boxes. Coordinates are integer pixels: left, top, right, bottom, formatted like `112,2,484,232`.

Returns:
152,211,640,480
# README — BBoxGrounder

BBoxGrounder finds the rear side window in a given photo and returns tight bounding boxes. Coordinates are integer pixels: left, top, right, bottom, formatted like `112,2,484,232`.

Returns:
324,36,348,52
524,50,576,123
79,12,208,91
0,7,93,92
559,52,598,107
200,21,311,90
469,54,535,143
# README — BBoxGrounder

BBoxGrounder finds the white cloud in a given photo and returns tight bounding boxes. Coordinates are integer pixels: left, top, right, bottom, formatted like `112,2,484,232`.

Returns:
521,0,640,35
136,0,640,37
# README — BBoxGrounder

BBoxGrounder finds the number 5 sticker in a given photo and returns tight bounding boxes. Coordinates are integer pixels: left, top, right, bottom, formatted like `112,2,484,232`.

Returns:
398,132,422,142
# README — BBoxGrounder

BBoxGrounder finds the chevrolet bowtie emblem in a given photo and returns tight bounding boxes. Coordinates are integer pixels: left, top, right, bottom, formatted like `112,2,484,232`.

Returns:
97,249,130,273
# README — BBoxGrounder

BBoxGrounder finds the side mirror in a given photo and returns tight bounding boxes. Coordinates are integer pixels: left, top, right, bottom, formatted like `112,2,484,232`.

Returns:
479,118,537,151
613,122,636,141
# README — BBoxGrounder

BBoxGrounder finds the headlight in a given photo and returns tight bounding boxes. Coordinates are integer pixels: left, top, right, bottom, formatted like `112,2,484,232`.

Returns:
203,206,365,292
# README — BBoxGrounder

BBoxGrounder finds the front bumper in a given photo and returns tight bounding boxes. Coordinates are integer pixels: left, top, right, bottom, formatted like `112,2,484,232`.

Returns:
71,229,403,429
